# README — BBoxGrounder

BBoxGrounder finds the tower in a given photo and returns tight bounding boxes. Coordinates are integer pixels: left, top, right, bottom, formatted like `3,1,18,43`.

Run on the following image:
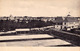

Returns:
10,14,13,17
9,14,14,20
67,12,71,17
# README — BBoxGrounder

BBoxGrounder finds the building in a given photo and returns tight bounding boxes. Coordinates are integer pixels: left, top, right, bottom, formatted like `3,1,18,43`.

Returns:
54,17,79,31
0,17,10,20
77,17,80,24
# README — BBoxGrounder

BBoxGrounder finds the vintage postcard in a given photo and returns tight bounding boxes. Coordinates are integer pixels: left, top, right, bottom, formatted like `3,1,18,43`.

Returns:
0,0,80,50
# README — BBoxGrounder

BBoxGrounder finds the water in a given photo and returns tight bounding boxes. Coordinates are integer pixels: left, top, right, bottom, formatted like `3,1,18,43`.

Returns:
0,34,72,47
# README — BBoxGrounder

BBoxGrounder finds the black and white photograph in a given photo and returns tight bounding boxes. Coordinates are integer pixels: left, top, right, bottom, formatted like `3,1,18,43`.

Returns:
0,0,80,47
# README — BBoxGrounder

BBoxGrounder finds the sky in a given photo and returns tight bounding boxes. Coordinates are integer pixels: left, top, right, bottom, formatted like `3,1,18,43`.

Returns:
0,0,80,17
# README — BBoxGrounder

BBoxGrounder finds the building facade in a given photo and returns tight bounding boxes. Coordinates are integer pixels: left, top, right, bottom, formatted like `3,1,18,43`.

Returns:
54,17,79,31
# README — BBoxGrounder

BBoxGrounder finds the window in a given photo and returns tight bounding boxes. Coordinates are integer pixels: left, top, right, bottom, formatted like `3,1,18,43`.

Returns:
64,22,66,25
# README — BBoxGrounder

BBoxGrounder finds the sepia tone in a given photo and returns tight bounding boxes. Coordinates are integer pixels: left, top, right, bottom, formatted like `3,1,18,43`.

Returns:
0,0,80,47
